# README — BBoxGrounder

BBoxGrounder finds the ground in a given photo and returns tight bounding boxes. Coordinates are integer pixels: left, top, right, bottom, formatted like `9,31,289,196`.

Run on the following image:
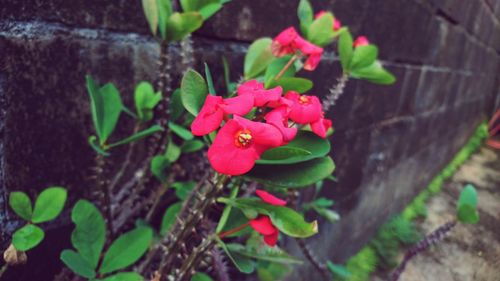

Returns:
374,146,500,281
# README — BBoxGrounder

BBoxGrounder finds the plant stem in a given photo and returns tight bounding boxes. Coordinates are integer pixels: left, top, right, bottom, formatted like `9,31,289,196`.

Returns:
389,220,457,281
176,235,217,281
296,238,331,281
0,264,8,279
218,222,250,239
274,54,299,81
323,73,349,112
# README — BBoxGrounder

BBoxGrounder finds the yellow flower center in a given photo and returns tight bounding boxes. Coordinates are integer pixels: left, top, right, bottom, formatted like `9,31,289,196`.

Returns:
299,95,310,105
235,129,253,148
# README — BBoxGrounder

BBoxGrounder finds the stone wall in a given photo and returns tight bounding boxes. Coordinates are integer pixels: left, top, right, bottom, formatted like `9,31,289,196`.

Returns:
1,0,499,280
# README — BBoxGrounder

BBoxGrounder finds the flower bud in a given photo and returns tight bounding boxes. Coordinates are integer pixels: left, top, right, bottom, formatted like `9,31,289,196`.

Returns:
3,244,27,266
353,36,370,47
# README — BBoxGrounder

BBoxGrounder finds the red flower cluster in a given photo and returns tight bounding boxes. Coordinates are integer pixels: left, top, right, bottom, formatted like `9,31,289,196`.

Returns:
271,27,323,71
191,80,332,176
249,189,287,246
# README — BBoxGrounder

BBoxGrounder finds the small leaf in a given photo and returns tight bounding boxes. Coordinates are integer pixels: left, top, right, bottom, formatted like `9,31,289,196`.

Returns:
12,225,45,251
142,0,159,35
98,83,124,145
226,243,302,264
157,0,173,39
244,38,275,79
268,77,313,94
257,147,311,164
350,45,379,71
98,272,144,281
204,63,216,95
60,250,96,278
135,82,162,121
99,226,153,274
350,61,396,85
169,122,194,141
160,202,182,235
172,181,196,201
297,0,313,35
151,155,170,182
327,261,352,279
166,12,203,42
198,3,222,19
191,272,213,281
217,238,255,274
264,55,296,87
313,207,340,223
31,187,67,223
181,69,209,116
247,157,335,188
307,12,335,47
108,125,163,148
457,184,479,224
9,192,32,221
222,56,235,93
181,139,205,153
71,200,106,269
170,89,185,121
165,139,181,163
338,30,353,71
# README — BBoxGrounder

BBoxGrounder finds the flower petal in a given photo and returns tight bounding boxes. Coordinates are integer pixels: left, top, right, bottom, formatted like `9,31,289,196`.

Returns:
256,189,287,206
285,92,323,124
221,94,254,116
265,107,297,142
233,116,283,148
191,95,225,136
311,117,332,139
263,231,279,247
249,215,277,235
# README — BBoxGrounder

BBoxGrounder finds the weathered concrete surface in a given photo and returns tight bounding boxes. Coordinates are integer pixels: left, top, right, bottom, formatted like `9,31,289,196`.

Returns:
0,0,499,280
372,146,500,281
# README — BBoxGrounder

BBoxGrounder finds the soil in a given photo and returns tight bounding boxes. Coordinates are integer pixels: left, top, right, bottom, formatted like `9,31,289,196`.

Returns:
374,146,500,281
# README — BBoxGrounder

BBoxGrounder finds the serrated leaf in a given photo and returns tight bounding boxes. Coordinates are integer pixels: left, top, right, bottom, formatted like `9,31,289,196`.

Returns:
169,122,194,140
99,226,153,274
32,187,67,223
181,69,209,116
71,200,106,268
244,38,275,79
9,192,32,221
60,250,96,278
247,157,335,188
12,224,45,251
160,202,182,235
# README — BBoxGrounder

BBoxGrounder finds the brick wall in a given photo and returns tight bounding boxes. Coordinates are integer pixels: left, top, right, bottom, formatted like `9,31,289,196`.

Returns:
1,0,499,280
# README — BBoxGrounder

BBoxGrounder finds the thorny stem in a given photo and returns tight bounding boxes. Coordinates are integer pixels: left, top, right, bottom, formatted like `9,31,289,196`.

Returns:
176,235,217,281
145,175,174,222
323,73,349,112
389,220,457,281
274,54,299,81
218,222,250,239
95,154,114,239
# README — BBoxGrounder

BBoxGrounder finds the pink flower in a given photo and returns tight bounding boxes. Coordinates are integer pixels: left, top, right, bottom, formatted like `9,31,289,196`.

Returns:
315,11,342,31
249,216,279,246
207,116,283,175
238,80,282,107
354,36,370,48
310,113,333,139
265,106,297,143
256,189,287,206
284,91,322,124
295,37,324,71
271,27,301,57
191,95,254,136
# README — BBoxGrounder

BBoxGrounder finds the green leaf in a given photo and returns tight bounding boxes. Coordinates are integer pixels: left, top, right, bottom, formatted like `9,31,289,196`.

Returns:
268,77,313,94
244,38,275,79
135,82,162,121
307,12,335,47
247,156,335,188
88,136,110,156
60,250,96,278
98,272,144,281
264,55,296,87
166,12,203,42
191,272,213,281
165,139,181,163
151,155,170,182
172,181,196,201
350,45,379,71
313,207,340,223
180,0,222,19
32,187,67,223
327,261,352,279
169,122,194,141
199,3,223,19
99,226,153,274
338,30,353,71
160,202,182,235
221,198,318,238
226,243,302,264
181,139,205,153
12,224,45,251
9,192,32,221
142,0,159,35
170,89,185,121
216,185,239,233
181,69,209,116
108,125,163,148
457,184,479,224
217,238,255,274
157,0,173,39
350,61,396,85
71,200,106,268
257,131,330,165
297,0,313,35
98,83,124,145
204,63,216,95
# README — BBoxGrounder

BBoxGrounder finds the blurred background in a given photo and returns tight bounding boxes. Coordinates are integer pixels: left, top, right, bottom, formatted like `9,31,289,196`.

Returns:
1,0,499,280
